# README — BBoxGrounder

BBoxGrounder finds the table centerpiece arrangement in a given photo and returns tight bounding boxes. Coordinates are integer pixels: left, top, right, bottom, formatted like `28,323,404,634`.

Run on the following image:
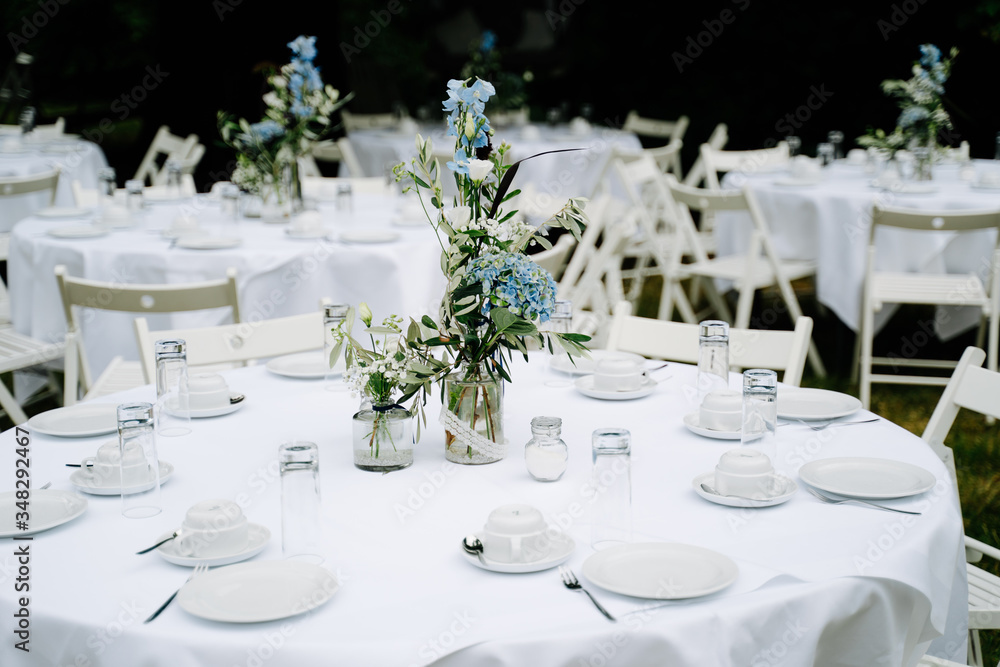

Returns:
218,35,352,220
857,43,958,180
380,77,590,465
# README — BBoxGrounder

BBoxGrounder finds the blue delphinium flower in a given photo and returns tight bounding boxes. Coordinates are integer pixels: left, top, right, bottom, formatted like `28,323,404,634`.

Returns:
919,44,941,68
447,149,470,176
466,252,558,323
898,106,930,129
481,30,497,53
288,35,317,62
246,120,285,143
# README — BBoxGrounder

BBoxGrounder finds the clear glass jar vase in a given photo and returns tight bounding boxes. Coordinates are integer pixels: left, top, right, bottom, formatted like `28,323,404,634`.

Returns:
352,401,413,472
442,362,505,465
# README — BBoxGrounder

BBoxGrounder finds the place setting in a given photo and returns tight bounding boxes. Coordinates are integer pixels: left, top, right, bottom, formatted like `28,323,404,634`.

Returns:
167,372,247,419
136,499,270,567
460,503,575,574
572,354,667,401
68,439,174,496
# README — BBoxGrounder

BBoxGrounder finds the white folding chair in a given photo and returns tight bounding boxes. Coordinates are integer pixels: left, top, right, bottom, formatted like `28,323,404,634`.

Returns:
135,309,326,382
55,266,241,405
531,234,576,283
921,346,1000,667
644,138,684,178
606,301,812,386
664,176,825,377
623,111,690,145
341,110,398,132
682,123,728,188
700,141,790,191
133,125,200,186
858,205,1000,409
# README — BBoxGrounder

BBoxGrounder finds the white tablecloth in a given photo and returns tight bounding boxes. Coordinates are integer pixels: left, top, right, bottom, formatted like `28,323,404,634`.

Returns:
0,138,108,232
7,193,444,376
0,356,967,666
347,123,642,213
715,160,1000,338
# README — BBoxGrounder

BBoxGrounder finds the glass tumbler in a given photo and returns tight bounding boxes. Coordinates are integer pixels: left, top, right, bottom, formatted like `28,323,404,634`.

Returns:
741,369,778,471
166,160,183,198
155,339,191,437
785,135,801,158
117,402,161,518
591,428,631,550
817,143,834,167
827,131,844,160
280,441,322,562
221,183,240,220
697,320,730,407
323,304,350,390
545,300,574,387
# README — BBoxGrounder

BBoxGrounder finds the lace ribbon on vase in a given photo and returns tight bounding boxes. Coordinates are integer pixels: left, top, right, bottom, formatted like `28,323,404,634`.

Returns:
438,405,507,462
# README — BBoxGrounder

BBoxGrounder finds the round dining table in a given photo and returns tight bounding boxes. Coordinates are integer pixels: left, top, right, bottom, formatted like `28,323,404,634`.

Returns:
6,190,444,378
0,134,108,233
0,354,967,666
714,159,1000,339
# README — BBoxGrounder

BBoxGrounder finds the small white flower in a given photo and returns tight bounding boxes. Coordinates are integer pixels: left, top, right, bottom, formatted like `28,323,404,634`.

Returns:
271,76,287,89
464,115,476,140
445,206,472,229
467,159,493,183
263,92,284,110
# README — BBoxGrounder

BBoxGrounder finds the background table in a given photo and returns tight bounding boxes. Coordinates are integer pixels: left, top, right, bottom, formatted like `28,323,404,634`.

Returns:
715,160,1000,338
0,136,108,232
0,356,967,666
7,192,444,377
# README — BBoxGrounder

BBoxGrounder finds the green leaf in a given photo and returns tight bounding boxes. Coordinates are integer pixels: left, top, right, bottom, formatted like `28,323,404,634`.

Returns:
421,315,438,329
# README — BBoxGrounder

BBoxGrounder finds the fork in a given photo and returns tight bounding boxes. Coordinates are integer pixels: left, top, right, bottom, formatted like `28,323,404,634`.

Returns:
797,418,880,431
144,563,208,623
559,566,615,621
805,486,920,515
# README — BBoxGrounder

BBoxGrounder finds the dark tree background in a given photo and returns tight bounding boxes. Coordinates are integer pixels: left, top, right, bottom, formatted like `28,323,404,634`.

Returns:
3,0,999,189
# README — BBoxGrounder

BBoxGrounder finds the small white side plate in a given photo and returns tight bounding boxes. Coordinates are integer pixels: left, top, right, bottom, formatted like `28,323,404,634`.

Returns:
574,375,657,401
175,236,242,250
798,457,936,499
47,225,108,239
178,560,339,623
266,350,345,379
777,388,861,421
461,531,574,573
582,542,738,599
773,177,821,186
157,523,271,567
26,403,119,437
70,461,174,495
550,350,644,376
692,471,798,508
37,207,92,218
683,412,741,440
0,490,88,537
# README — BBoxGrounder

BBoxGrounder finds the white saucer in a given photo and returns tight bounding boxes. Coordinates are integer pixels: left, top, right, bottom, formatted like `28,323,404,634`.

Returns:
285,228,330,239
184,395,246,419
339,230,400,244
70,461,174,495
773,177,821,186
175,236,242,250
161,228,201,239
574,375,657,400
550,350,644,376
461,531,575,573
869,180,938,194
47,225,109,239
683,412,741,440
37,206,92,218
692,471,798,508
156,523,271,567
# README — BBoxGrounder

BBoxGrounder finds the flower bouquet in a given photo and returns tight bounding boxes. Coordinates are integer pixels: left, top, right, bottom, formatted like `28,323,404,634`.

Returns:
388,77,591,464
218,35,352,217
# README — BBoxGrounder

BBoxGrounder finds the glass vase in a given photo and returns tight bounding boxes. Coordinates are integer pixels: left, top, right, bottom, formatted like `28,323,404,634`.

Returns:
352,401,413,472
442,362,505,465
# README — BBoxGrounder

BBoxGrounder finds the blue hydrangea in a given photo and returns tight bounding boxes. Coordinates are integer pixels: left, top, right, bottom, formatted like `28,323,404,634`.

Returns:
466,252,558,323
288,35,317,62
246,120,285,143
898,106,930,129
919,44,941,68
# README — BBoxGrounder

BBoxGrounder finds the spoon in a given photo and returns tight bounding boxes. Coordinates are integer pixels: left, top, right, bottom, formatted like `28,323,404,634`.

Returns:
136,530,181,555
229,393,245,405
462,535,487,565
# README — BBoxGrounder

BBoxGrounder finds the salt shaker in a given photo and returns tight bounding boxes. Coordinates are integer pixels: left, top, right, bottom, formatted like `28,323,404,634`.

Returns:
524,416,568,482
591,428,631,550
697,320,729,406
154,339,191,437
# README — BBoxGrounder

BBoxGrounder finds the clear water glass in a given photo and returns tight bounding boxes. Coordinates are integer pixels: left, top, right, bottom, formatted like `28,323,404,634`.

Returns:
817,142,834,167
117,402,161,519
98,167,116,198
827,131,844,160
166,160,183,198
785,136,801,157
280,441,322,562
995,132,1000,161
545,300,574,387
741,369,778,469
221,183,240,220
335,182,353,218
697,320,730,406
591,428,631,550
323,304,350,390
19,106,35,134
155,339,191,437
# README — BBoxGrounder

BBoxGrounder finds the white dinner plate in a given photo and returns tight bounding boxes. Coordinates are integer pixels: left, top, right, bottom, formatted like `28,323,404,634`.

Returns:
692,471,798,508
777,387,861,421
582,542,738,599
0,489,88,538
266,350,345,379
550,350,644,376
47,225,109,239
682,412,741,440
36,206,92,218
574,375,657,401
798,457,936,499
285,228,330,240
175,236,242,250
26,402,119,437
869,180,939,194
773,177,821,186
461,531,575,573
70,461,174,496
338,230,400,244
157,523,271,567
177,560,339,623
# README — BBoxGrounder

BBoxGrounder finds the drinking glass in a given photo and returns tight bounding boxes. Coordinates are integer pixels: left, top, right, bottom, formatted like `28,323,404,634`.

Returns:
785,136,801,158
221,183,240,220
155,339,191,437
323,304,350,391
335,182,353,218
827,131,844,160
546,108,561,127
125,179,144,227
994,132,1000,161
741,369,778,472
591,428,631,550
19,106,35,135
280,441,322,562
165,160,183,198
697,320,730,406
117,402,161,518
98,167,116,198
817,142,834,167
544,300,574,387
